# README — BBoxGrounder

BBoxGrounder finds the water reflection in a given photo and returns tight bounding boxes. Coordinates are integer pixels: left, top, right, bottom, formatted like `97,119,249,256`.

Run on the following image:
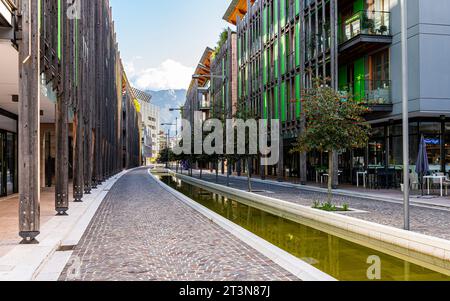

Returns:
158,175,450,281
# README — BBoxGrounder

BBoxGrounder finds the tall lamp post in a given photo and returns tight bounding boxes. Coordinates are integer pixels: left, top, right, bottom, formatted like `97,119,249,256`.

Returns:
401,0,410,230
161,123,176,169
170,108,183,173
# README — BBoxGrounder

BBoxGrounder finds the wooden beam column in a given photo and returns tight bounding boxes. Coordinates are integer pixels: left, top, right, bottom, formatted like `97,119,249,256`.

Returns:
73,2,84,202
84,1,94,194
55,0,70,215
18,0,41,244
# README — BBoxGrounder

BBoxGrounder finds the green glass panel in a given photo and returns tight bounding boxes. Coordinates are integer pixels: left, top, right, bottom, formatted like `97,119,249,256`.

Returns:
263,50,267,85
274,86,279,119
339,65,348,90
295,75,301,118
295,22,301,67
354,57,365,102
353,0,365,13
264,91,268,119
281,81,286,122
274,41,279,78
58,0,61,60
281,35,286,75
263,7,268,43
274,0,278,32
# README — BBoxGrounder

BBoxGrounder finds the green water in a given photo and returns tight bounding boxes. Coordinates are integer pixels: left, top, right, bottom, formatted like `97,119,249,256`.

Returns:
156,174,450,281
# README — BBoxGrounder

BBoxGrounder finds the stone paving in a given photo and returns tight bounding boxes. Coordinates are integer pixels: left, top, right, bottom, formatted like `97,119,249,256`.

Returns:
193,172,450,241
0,187,72,258
59,168,297,281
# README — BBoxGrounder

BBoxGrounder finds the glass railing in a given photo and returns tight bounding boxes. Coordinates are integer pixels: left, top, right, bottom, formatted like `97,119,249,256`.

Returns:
340,79,392,105
340,11,391,44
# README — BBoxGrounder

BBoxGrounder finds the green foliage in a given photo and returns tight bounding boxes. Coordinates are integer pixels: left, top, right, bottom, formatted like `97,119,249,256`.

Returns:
342,203,350,211
292,78,371,196
212,28,229,60
157,148,175,164
292,79,371,155
312,201,351,212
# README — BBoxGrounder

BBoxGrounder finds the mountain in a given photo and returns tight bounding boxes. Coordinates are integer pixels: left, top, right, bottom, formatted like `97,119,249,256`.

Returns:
147,89,186,126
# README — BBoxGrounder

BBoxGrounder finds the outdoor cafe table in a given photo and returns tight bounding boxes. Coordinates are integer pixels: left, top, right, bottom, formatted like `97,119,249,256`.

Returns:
356,171,367,188
423,175,446,197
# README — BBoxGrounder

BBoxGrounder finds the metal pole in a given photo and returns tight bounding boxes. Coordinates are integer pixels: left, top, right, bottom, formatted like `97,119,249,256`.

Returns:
401,0,410,230
166,129,170,169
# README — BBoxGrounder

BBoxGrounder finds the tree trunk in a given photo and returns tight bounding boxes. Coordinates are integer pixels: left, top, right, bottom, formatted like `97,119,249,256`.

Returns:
328,151,334,201
247,159,252,192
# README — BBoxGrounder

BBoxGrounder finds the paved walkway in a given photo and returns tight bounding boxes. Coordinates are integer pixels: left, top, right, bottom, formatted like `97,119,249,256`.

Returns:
0,188,71,258
59,168,297,281
189,172,450,241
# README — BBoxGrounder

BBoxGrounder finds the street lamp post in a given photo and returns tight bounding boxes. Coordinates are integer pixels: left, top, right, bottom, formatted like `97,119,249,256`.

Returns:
170,108,182,173
161,123,176,169
401,0,410,231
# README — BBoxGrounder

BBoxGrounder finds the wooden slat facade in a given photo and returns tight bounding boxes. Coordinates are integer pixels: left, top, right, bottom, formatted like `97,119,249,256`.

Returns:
15,0,141,243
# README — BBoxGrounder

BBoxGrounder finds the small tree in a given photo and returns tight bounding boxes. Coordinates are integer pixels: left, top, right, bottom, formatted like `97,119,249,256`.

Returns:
291,79,371,198
231,100,260,192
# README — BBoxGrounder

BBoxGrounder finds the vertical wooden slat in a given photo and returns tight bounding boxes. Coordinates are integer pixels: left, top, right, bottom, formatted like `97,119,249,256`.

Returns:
55,0,69,215
18,0,41,244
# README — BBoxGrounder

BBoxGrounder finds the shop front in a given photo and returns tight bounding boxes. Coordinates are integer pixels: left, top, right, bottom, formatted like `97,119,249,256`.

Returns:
305,117,450,187
0,110,18,197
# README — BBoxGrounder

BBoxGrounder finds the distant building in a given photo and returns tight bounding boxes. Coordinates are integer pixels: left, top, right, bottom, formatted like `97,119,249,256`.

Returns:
132,88,160,165
159,130,168,152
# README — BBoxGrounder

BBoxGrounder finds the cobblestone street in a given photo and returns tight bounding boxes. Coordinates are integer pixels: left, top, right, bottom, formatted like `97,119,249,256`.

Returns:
193,172,450,240
59,168,297,281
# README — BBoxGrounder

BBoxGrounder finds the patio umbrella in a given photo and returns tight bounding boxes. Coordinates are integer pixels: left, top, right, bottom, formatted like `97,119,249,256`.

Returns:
415,135,430,196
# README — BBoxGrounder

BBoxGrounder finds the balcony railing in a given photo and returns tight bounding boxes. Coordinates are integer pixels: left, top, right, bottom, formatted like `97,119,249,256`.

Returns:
340,79,392,105
340,11,391,44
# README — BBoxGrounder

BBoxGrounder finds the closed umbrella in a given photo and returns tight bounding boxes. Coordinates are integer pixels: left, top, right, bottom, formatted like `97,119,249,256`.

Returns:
415,135,430,196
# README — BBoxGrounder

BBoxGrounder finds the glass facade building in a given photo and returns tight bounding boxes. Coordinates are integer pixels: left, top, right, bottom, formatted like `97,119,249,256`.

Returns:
222,0,450,184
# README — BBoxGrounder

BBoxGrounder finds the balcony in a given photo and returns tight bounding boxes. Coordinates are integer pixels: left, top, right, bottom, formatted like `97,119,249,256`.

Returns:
339,11,392,62
199,101,211,111
341,79,393,115
0,0,14,27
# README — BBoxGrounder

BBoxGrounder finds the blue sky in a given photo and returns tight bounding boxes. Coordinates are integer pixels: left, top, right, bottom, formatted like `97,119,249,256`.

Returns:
110,0,232,91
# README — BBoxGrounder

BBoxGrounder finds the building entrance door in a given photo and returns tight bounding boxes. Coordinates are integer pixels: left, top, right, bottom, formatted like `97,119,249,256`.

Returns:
0,130,18,197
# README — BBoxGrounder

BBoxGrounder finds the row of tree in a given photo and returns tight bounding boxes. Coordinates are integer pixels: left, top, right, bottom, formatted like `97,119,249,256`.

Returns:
159,79,371,198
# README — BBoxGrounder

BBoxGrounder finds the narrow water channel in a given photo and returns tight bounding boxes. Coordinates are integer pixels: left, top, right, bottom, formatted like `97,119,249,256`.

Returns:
156,174,450,281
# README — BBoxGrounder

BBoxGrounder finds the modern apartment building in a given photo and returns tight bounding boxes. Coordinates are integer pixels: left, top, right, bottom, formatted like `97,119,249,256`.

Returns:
222,0,450,184
132,88,160,165
183,47,214,125
210,29,239,119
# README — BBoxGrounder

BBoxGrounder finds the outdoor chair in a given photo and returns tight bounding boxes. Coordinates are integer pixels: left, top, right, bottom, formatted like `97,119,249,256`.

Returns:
443,178,450,196
432,172,446,193
410,172,420,191
367,169,378,189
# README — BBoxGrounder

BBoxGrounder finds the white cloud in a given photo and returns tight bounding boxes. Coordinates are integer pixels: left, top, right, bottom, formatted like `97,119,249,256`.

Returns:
124,59,194,91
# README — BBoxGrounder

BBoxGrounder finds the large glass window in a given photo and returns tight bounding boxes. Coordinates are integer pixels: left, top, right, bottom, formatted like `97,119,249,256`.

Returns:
420,122,442,172
368,126,385,167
